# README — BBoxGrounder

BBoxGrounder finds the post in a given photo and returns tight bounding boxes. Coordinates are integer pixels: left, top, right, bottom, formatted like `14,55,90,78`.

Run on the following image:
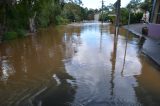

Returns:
128,7,131,28
114,0,121,38
115,0,121,27
101,0,104,24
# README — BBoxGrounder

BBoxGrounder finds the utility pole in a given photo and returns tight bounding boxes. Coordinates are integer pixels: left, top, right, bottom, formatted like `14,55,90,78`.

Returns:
101,0,104,24
115,0,121,27
114,0,121,37
128,6,131,28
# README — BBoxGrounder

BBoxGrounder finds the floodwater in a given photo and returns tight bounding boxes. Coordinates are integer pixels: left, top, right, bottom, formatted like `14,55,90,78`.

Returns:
0,22,160,106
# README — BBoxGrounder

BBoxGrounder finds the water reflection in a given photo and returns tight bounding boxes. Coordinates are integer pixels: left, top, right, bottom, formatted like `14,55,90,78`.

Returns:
65,23,137,105
121,28,129,76
135,56,160,106
0,22,159,106
110,26,118,96
0,26,80,106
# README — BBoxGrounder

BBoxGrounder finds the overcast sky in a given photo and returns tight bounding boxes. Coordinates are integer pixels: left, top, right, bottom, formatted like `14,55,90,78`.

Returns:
82,0,131,9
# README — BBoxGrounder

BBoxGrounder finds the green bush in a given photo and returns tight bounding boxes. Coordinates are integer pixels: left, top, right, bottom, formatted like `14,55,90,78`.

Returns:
131,12,143,24
121,8,129,25
16,29,26,38
99,13,109,22
3,31,18,40
37,15,50,27
56,16,69,25
62,3,84,22
108,16,116,24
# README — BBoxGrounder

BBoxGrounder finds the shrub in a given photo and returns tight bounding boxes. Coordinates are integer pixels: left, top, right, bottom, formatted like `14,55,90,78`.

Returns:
121,8,129,25
56,16,69,25
107,16,116,24
3,31,18,40
16,29,26,38
130,12,143,24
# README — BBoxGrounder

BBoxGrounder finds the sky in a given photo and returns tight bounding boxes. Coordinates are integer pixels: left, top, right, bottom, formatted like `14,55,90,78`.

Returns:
82,0,131,9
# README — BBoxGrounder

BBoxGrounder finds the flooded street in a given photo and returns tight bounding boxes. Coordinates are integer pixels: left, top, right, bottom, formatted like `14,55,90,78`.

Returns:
0,22,160,106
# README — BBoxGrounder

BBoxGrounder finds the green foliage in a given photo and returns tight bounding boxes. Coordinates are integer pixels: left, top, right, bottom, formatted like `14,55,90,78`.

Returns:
130,12,143,24
120,8,129,25
120,8,143,25
6,6,28,30
16,29,26,38
62,3,83,22
3,29,26,40
86,9,95,20
36,0,60,27
55,15,69,25
108,16,115,23
140,0,152,12
61,2,93,22
99,12,109,22
3,31,18,40
0,0,63,30
127,0,142,12
0,0,95,41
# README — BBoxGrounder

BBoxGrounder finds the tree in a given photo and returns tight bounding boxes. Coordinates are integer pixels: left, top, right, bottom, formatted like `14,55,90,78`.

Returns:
120,8,129,25
140,0,152,12
0,0,87,40
127,0,142,13
62,2,84,22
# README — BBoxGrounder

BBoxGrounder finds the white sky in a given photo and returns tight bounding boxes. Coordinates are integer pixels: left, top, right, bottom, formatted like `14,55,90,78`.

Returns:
82,0,131,9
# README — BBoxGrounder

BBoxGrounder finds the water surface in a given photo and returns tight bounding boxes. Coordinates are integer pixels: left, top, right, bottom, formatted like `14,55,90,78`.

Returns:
0,23,160,106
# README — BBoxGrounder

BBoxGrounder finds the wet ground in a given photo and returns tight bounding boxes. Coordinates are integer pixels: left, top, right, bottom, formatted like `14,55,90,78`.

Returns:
0,22,160,106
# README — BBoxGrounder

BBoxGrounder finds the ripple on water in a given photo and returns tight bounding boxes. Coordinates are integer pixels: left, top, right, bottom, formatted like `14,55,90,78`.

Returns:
65,62,112,105
0,22,160,106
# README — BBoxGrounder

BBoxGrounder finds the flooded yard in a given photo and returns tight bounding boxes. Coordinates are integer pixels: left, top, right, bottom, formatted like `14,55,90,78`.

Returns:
0,22,160,106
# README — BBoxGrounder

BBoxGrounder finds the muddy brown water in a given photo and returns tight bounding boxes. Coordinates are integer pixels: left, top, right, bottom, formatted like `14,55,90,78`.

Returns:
0,23,160,106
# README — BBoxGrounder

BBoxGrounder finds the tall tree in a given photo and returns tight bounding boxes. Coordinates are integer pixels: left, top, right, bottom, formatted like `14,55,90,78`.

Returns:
127,0,142,13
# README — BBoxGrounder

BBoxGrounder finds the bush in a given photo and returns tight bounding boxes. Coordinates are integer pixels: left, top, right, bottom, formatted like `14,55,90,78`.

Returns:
99,13,108,22
108,16,116,24
37,15,50,27
56,16,69,25
120,11,143,25
3,31,18,40
16,29,26,38
121,8,129,25
130,12,143,24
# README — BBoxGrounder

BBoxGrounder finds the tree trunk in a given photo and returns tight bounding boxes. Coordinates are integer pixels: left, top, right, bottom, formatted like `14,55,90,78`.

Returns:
29,12,37,33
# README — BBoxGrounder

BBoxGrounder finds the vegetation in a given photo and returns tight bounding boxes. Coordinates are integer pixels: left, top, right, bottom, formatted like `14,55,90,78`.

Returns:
114,0,143,25
120,8,143,25
62,3,84,22
3,31,18,40
0,0,153,41
0,0,95,41
0,0,64,39
126,0,142,13
98,0,150,25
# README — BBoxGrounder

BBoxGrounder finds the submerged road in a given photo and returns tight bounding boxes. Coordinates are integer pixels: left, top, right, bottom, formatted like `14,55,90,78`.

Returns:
0,22,160,106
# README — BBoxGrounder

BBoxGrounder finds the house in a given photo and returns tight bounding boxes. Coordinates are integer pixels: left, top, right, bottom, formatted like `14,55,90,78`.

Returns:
151,0,160,23
148,0,160,39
